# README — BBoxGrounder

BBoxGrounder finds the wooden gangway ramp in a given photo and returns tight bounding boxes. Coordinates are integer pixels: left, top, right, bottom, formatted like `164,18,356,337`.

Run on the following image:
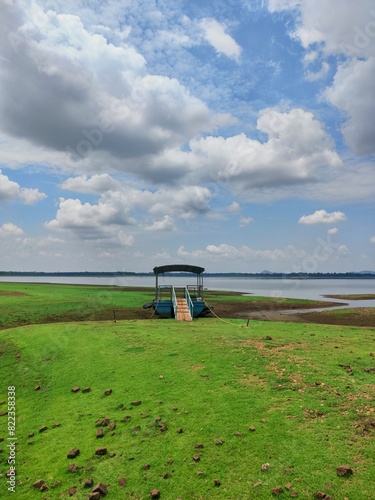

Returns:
176,297,192,321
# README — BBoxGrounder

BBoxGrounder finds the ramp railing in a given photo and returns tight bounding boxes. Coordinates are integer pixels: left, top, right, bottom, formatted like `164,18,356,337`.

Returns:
185,286,194,318
171,286,178,318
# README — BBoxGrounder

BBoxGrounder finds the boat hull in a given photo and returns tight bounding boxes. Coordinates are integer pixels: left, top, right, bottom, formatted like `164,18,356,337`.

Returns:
154,299,206,318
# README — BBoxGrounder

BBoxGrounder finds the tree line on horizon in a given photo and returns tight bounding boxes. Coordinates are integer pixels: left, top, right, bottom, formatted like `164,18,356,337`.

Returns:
0,271,374,278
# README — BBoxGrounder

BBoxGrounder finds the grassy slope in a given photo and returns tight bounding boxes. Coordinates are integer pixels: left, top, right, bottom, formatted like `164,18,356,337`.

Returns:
1,316,374,499
0,283,155,328
0,282,346,331
324,294,375,300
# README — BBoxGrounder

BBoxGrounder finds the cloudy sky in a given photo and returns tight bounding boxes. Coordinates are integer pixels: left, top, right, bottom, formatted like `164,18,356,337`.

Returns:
0,0,374,273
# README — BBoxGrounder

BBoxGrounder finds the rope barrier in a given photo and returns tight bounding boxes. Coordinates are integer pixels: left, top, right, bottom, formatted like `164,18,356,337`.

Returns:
204,301,247,327
148,304,157,319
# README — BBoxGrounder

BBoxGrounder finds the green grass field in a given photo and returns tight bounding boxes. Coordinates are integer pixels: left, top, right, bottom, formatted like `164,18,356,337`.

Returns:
0,283,374,499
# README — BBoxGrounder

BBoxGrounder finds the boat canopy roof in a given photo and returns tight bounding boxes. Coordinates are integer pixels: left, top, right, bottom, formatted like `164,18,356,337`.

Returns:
153,264,205,275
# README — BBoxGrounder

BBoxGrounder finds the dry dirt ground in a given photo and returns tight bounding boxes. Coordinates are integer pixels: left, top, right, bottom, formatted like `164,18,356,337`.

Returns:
203,299,375,328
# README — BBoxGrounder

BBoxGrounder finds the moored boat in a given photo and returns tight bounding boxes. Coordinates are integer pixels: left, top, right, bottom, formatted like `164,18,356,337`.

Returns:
143,264,210,320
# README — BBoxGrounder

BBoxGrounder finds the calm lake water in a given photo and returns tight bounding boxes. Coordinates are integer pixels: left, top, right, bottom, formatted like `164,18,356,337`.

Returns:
1,276,374,308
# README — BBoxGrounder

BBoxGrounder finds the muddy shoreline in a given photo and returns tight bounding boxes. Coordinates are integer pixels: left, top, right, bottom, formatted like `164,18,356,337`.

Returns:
206,299,375,327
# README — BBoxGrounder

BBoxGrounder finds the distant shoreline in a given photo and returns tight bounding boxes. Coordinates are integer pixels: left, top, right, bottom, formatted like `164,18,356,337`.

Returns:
0,271,374,279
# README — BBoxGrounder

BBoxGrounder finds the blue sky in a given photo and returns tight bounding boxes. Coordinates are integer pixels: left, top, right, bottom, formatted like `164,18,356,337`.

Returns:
0,0,374,273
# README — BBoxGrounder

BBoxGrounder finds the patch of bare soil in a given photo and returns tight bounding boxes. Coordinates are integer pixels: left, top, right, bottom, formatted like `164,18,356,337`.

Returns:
209,300,375,327
0,291,28,296
294,308,375,328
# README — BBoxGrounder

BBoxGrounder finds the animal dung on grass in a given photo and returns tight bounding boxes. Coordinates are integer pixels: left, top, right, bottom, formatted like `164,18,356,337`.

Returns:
92,482,108,496
150,489,160,498
89,483,108,500
88,492,101,500
33,479,46,489
71,386,80,393
272,486,283,495
118,477,127,486
315,492,333,500
339,364,354,376
97,428,104,438
66,448,80,459
96,417,110,427
82,387,91,393
67,464,79,472
131,400,142,406
336,464,354,477
68,486,77,496
84,478,94,488
261,463,270,471
95,447,108,456
38,426,48,433
104,388,112,396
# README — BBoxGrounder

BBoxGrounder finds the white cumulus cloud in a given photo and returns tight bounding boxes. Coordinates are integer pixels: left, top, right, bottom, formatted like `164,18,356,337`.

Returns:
44,197,134,241
200,18,242,61
0,222,24,236
0,0,213,166
325,57,375,155
227,202,241,213
0,170,46,204
185,107,341,191
145,215,176,232
298,209,347,224
240,217,254,227
61,174,121,194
